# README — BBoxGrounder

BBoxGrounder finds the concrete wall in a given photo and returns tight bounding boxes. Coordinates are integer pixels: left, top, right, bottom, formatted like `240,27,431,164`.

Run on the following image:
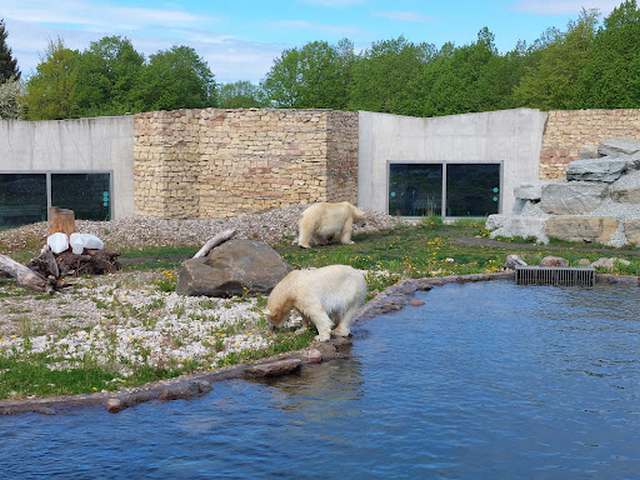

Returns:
0,116,135,219
358,108,548,215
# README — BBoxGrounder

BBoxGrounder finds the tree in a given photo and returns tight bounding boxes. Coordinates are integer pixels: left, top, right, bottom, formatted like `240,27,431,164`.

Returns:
0,19,20,82
218,81,265,108
133,46,216,111
75,36,144,116
349,37,434,115
577,0,640,107
22,39,81,120
513,10,599,109
0,78,21,119
262,39,354,109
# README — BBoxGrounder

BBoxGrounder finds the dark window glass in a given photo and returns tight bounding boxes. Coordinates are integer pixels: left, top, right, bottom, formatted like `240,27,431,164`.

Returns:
389,164,442,216
0,174,47,228
51,173,111,221
446,164,500,217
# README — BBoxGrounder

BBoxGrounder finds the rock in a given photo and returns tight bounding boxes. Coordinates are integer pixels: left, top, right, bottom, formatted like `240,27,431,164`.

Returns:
566,157,629,183
176,239,290,297
540,256,569,268
514,184,543,201
598,138,640,157
303,349,323,364
106,398,123,414
609,170,640,204
579,144,600,159
624,219,640,245
486,214,549,244
545,216,620,245
504,254,527,270
540,182,608,215
158,380,212,401
245,358,302,378
409,298,425,307
591,257,631,271
577,258,592,267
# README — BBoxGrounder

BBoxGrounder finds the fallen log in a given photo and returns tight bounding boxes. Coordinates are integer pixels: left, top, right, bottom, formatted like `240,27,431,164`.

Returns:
193,229,236,259
0,254,51,292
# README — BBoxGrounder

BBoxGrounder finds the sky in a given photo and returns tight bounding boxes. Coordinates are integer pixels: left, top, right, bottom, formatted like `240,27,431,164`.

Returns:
0,0,626,83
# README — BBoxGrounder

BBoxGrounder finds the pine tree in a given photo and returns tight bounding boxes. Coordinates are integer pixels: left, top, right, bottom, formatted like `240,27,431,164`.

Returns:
0,19,20,82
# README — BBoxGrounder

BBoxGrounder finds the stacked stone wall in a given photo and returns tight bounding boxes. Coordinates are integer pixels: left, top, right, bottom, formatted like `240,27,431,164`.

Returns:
540,109,640,179
134,109,359,218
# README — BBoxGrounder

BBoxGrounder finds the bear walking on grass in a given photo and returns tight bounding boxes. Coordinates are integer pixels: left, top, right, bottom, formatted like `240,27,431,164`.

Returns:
266,265,367,342
297,202,366,249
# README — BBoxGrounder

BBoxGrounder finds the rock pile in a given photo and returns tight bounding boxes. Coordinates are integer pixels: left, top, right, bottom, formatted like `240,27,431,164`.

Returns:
487,138,640,247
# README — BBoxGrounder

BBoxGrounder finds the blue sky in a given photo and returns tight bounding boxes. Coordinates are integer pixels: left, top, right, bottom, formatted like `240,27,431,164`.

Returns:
0,0,624,83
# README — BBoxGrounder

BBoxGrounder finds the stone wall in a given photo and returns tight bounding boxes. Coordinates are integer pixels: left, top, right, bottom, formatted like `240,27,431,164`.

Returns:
134,109,358,219
540,109,640,179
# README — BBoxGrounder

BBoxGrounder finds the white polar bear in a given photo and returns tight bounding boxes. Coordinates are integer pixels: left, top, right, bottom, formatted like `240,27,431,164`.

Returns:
266,265,367,342
297,202,366,249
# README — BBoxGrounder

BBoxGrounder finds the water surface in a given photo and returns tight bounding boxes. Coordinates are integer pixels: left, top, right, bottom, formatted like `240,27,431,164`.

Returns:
2,281,640,479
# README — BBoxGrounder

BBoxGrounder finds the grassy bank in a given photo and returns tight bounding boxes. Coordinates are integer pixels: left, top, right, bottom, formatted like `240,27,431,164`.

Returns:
1,220,639,400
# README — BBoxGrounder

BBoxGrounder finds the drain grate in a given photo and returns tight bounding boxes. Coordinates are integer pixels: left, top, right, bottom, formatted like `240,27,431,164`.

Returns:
515,266,595,287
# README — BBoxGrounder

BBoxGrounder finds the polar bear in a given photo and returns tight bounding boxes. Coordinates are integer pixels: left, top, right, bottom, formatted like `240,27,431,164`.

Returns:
266,265,367,342
297,202,366,249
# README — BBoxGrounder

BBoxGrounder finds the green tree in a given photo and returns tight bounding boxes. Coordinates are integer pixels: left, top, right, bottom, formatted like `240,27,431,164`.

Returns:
262,39,354,109
349,37,434,115
75,36,144,115
513,10,599,109
22,39,81,120
134,46,216,111
0,19,20,82
577,0,640,107
218,81,265,108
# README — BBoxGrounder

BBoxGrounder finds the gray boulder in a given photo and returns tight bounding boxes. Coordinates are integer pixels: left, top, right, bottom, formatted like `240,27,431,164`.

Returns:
544,215,621,246
540,182,608,214
566,157,629,183
591,257,631,271
579,144,599,159
598,138,640,157
609,169,640,203
514,183,542,201
504,254,527,270
176,239,290,297
540,256,569,268
486,214,549,244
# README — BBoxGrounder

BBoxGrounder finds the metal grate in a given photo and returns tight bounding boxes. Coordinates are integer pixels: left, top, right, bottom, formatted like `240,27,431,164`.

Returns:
515,266,595,287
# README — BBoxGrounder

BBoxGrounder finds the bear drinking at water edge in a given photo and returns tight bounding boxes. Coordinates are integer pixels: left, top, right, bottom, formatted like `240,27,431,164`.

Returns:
266,265,367,342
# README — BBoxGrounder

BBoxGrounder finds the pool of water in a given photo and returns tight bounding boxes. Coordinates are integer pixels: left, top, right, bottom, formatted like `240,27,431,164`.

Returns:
2,281,640,479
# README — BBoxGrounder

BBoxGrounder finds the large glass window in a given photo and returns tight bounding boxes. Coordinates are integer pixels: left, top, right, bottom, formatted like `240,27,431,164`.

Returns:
0,174,47,228
51,173,111,221
446,164,500,217
389,164,442,216
388,163,501,217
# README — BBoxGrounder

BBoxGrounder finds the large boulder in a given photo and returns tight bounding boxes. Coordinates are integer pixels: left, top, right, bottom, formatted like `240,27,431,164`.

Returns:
540,256,569,268
176,239,290,297
598,138,640,157
514,183,543,201
540,182,608,215
565,157,629,183
609,169,640,203
544,216,621,245
624,219,640,245
486,214,549,244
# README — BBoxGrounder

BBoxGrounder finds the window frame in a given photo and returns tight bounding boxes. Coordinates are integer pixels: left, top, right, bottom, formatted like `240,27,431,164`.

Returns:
0,170,114,222
386,161,503,219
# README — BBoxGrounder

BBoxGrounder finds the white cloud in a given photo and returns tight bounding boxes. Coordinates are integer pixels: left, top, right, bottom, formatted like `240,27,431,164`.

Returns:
373,10,431,22
513,0,621,15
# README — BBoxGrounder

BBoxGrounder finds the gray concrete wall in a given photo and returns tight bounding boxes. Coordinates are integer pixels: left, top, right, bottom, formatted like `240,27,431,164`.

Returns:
358,108,548,215
0,116,135,219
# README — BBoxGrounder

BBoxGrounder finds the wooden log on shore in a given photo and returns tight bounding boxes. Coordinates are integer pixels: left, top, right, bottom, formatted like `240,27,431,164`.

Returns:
0,254,50,292
193,229,236,259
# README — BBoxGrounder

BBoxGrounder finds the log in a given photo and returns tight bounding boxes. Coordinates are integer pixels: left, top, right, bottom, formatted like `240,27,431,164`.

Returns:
0,254,50,292
48,207,76,236
193,229,236,259
27,245,60,279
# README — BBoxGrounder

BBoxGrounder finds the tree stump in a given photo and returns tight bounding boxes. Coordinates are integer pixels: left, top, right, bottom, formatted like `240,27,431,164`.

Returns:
48,207,76,236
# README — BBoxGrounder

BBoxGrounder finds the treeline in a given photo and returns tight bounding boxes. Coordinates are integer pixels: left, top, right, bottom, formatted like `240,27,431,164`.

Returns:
1,1,640,120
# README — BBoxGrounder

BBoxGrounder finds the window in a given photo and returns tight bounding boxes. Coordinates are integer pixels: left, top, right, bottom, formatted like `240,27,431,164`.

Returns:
388,163,501,217
446,164,500,217
0,172,111,228
389,164,442,216
51,174,111,221
0,174,47,228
